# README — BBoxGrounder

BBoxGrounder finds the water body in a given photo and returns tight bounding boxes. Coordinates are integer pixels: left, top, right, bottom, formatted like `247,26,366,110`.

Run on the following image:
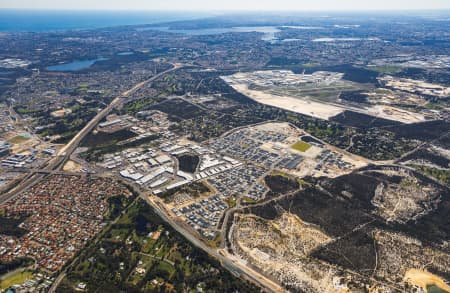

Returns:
150,25,329,42
0,10,207,32
313,37,381,42
150,26,281,41
282,38,303,42
281,25,323,29
117,52,135,56
46,58,108,72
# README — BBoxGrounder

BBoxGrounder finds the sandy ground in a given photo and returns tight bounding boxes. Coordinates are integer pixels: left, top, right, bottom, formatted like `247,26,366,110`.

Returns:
404,269,450,292
51,108,71,118
9,138,41,155
233,213,341,292
63,160,83,172
366,105,426,123
231,84,344,120
245,122,369,178
380,76,450,98
230,83,424,124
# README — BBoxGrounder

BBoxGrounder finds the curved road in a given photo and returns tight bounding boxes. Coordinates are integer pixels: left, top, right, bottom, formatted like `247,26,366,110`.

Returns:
0,64,182,204
3,62,285,292
145,196,285,293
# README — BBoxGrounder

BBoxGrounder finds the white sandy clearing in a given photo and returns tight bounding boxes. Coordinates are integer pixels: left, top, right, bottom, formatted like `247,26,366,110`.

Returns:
404,269,450,292
51,108,72,118
63,160,83,172
380,76,450,98
231,84,344,120
365,105,426,124
226,77,425,124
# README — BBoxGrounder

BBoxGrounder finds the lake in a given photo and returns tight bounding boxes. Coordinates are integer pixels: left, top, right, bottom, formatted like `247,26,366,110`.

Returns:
117,52,135,56
149,26,282,41
46,58,109,72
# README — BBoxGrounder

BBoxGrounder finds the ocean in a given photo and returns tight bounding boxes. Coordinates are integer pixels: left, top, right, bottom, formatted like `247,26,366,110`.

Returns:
0,10,207,32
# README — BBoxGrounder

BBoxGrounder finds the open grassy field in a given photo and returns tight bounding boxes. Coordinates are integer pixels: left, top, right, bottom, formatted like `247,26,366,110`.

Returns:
292,141,311,152
428,285,449,293
0,271,33,291
8,135,30,144
366,66,403,74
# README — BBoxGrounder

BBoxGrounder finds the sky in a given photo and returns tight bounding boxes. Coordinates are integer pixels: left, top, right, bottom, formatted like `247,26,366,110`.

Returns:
1,0,450,11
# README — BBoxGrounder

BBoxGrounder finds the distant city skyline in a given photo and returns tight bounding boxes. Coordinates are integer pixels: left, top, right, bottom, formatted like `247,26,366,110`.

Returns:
2,0,450,11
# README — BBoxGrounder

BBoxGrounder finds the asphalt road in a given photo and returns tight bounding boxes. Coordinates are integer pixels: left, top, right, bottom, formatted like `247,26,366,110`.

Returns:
0,65,181,204
56,64,183,161
145,196,285,293
1,63,285,292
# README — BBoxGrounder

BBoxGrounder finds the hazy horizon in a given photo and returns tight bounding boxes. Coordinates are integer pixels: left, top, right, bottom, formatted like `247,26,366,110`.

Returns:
2,0,450,11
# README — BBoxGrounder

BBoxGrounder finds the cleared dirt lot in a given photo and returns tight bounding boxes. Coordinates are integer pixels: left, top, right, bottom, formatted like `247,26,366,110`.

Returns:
404,269,450,292
224,71,426,124
231,83,344,120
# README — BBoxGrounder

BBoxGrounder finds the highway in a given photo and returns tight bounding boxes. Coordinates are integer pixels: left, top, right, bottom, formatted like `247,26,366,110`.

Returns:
0,64,181,204
1,62,286,292
145,195,285,293
56,63,183,162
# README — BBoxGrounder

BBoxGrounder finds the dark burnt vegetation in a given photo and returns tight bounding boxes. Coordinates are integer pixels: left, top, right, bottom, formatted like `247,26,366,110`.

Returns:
293,64,380,84
176,153,200,173
238,165,450,277
0,215,29,237
246,165,450,248
145,69,431,160
264,174,299,195
311,227,377,275
81,129,137,148
347,130,419,161
0,257,35,276
394,67,450,87
385,120,450,141
149,98,206,120
158,181,211,202
435,134,450,149
330,110,402,129
339,90,369,104
399,147,450,169
246,185,376,237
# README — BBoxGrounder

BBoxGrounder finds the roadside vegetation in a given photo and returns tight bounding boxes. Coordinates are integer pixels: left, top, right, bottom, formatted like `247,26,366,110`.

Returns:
410,165,450,186
57,200,259,292
0,258,34,277
366,65,404,74
0,271,33,291
81,133,160,162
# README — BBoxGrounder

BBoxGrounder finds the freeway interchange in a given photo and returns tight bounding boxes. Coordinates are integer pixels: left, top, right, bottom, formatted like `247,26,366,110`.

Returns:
1,64,285,293
0,64,182,204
